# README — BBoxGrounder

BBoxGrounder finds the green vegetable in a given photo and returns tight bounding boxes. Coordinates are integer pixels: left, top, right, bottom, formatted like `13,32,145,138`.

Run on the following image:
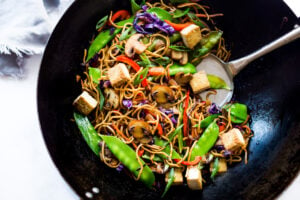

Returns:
178,103,184,153
200,114,220,128
169,32,181,43
147,7,173,21
119,26,136,41
207,74,231,90
142,153,163,162
139,53,152,66
154,136,182,159
193,31,223,58
187,12,205,28
169,45,191,52
162,168,175,197
173,8,190,18
169,63,197,76
88,67,101,84
87,17,134,62
153,56,171,66
115,44,125,53
95,15,108,30
223,103,248,124
168,124,184,141
133,67,149,85
190,121,219,160
73,112,102,155
97,87,105,111
101,135,155,188
210,158,219,179
131,0,145,14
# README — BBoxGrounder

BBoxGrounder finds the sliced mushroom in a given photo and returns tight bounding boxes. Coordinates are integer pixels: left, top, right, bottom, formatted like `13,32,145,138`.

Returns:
174,72,193,86
125,34,147,57
104,88,119,110
179,52,188,65
154,39,165,50
171,50,183,60
128,120,152,144
168,79,178,86
151,85,174,104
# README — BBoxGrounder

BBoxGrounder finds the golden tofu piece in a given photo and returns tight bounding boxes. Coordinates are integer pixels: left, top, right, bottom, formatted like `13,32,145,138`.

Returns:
180,24,202,49
165,168,183,185
189,70,210,94
108,63,130,87
210,158,227,174
221,128,246,151
185,165,202,190
73,91,98,115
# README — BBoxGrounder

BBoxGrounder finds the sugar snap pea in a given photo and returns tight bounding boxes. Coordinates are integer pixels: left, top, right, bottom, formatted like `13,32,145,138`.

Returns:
200,114,220,128
193,31,223,58
190,121,219,161
169,63,197,76
100,135,155,188
207,74,231,90
223,103,248,124
87,17,134,62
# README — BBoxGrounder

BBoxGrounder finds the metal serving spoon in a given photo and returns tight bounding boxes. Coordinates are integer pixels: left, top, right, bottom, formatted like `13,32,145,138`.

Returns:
197,26,300,106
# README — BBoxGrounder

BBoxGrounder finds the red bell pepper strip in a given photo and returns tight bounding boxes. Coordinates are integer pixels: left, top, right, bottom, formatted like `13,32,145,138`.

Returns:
183,90,190,137
138,149,145,157
109,10,130,25
116,55,148,87
173,156,202,166
157,123,164,136
164,20,193,31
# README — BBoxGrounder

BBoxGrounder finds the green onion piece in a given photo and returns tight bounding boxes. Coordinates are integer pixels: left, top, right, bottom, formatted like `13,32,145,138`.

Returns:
95,15,108,30
97,87,105,111
168,124,184,141
119,26,136,41
187,12,206,28
133,67,149,85
169,45,191,52
161,168,175,197
153,56,171,66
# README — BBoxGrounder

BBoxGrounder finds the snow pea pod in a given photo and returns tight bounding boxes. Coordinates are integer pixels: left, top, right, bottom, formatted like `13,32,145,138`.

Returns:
131,0,143,14
207,74,231,90
223,103,248,124
147,7,173,21
87,17,134,62
173,8,190,18
154,137,182,159
190,121,219,161
169,63,197,76
210,157,219,179
178,103,184,153
73,112,102,155
194,31,223,58
101,135,155,188
200,114,220,128
169,32,181,43
88,67,101,84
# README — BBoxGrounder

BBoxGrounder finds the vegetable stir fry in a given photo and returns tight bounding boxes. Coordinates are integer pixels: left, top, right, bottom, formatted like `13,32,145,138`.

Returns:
73,0,253,196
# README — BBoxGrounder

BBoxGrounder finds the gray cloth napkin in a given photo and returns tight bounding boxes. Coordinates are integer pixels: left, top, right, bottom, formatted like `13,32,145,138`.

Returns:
0,0,73,77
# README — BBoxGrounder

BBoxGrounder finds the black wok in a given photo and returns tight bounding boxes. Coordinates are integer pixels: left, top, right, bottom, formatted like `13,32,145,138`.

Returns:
37,0,300,199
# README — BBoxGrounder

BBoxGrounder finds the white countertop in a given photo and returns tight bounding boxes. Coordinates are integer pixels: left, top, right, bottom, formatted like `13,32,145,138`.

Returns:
0,53,299,200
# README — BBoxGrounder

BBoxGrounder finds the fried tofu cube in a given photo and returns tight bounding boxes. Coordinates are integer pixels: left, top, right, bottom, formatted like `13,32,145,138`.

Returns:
185,165,202,190
165,168,183,185
108,63,130,87
180,24,202,49
220,128,246,151
73,91,98,115
189,70,210,94
210,158,227,174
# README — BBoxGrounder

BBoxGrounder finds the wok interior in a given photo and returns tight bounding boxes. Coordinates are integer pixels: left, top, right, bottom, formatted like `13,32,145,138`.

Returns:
37,0,300,199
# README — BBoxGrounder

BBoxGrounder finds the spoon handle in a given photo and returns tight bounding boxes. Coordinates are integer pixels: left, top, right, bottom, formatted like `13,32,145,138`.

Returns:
228,26,300,76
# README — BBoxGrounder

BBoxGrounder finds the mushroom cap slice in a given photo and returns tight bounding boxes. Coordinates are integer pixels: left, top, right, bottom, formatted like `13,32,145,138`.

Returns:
125,34,146,57
151,85,174,104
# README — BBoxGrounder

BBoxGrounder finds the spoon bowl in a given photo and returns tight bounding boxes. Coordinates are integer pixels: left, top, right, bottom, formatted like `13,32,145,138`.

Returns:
197,26,300,107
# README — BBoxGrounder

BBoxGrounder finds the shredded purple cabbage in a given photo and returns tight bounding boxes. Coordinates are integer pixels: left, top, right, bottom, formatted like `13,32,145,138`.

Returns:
142,5,148,11
159,107,173,115
133,12,175,35
139,99,149,106
103,80,111,88
109,27,116,35
170,116,177,125
116,164,124,172
209,103,221,114
223,150,232,157
122,99,133,109
214,145,225,151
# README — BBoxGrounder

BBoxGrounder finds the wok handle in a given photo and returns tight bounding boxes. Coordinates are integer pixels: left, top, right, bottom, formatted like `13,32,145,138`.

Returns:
228,26,300,76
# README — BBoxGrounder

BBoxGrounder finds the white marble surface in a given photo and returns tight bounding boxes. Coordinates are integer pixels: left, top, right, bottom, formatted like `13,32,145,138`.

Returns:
0,0,299,199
